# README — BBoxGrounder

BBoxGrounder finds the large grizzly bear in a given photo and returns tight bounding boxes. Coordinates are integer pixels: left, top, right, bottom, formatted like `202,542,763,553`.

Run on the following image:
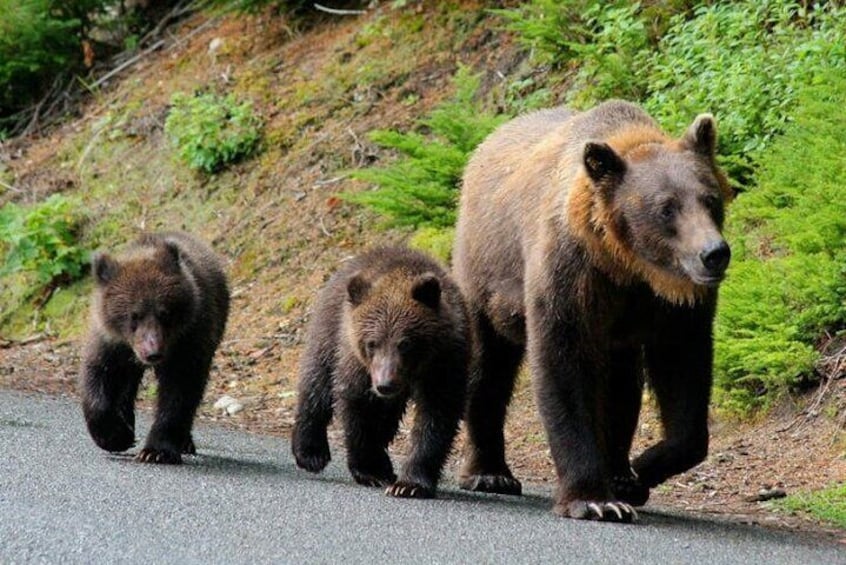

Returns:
80,231,230,464
453,100,732,522
292,246,470,498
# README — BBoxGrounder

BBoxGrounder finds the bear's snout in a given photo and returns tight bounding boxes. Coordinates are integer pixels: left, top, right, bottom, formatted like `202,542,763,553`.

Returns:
371,353,401,398
699,239,731,277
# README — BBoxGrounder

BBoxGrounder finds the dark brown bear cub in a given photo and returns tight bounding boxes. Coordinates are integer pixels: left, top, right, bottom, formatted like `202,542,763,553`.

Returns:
453,100,732,521
292,246,470,498
80,231,229,464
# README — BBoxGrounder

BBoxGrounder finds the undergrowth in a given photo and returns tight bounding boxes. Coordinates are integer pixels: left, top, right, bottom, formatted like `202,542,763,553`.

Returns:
775,483,846,529
0,194,88,288
499,0,846,186
345,66,506,229
713,77,846,412
165,91,263,174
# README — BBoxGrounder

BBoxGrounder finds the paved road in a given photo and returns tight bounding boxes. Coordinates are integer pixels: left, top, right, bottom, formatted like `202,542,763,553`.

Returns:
1,391,843,564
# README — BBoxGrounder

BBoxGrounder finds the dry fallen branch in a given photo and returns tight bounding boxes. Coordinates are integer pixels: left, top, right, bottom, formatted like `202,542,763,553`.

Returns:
313,3,366,16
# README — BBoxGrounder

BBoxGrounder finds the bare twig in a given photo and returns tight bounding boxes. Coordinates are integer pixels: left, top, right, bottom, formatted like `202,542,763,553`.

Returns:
0,178,24,194
91,39,166,90
313,3,366,16
319,216,332,237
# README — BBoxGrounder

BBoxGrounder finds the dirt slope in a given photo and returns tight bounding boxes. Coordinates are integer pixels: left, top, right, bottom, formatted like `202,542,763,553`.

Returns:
1,3,843,541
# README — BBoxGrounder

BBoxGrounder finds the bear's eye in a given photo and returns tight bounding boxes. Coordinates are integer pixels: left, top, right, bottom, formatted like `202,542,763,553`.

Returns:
396,339,413,355
702,193,721,211
659,200,678,222
363,340,377,356
129,312,141,331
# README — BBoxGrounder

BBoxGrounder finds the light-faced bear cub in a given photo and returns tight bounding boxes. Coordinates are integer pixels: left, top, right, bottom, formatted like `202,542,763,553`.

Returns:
80,231,229,464
292,246,470,498
453,100,732,521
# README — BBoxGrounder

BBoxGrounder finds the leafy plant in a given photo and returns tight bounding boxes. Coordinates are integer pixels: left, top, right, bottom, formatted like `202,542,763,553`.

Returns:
775,483,846,529
346,66,506,228
499,0,846,186
0,194,89,287
713,76,846,412
164,91,263,174
0,0,135,133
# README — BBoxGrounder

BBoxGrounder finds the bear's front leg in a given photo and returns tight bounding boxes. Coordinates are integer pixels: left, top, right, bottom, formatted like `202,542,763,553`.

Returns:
138,355,209,464
80,340,144,453
387,372,465,499
633,325,713,489
291,345,335,473
340,395,403,487
527,289,635,523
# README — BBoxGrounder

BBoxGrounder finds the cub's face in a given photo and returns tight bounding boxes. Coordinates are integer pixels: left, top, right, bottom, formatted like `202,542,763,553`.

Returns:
93,244,195,366
345,271,442,398
584,114,731,288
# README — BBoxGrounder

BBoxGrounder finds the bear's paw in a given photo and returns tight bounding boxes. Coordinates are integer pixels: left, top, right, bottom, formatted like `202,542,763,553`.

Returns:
385,481,434,499
554,499,637,523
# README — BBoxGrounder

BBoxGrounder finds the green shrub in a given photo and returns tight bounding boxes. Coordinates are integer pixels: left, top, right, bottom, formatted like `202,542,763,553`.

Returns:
775,483,846,529
346,66,506,228
164,91,263,174
408,226,454,265
0,194,89,287
0,0,115,132
714,77,846,412
499,1,846,186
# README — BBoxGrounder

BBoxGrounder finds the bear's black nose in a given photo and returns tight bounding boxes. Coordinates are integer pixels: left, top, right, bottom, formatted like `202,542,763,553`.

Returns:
700,240,731,274
375,383,398,397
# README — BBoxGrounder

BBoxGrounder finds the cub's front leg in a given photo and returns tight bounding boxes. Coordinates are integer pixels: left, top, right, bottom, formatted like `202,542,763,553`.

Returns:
80,339,143,453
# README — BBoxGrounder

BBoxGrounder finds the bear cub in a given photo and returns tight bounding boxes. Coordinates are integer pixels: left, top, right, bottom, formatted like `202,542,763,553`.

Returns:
80,231,229,464
292,246,470,498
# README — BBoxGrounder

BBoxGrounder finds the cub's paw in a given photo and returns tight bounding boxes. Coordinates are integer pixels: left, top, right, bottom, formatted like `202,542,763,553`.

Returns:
86,411,135,453
350,468,397,488
459,473,522,496
553,499,637,523
292,429,331,473
136,447,182,465
612,473,649,507
183,436,197,455
386,481,434,499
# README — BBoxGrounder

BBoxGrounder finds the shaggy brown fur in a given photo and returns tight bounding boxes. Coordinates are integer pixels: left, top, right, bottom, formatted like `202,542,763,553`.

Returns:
80,231,229,464
291,246,470,499
453,100,731,522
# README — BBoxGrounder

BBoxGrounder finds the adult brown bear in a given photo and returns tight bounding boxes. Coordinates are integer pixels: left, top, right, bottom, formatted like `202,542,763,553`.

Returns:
80,231,229,464
453,100,732,522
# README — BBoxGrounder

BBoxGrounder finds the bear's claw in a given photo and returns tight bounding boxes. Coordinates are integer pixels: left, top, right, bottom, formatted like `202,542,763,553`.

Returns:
555,499,637,523
386,481,434,499
136,447,182,465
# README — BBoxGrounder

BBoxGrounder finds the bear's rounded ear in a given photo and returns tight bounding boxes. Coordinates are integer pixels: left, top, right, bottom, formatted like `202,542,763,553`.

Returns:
93,252,120,286
160,241,182,274
411,272,441,309
347,272,371,306
683,113,716,157
583,141,626,187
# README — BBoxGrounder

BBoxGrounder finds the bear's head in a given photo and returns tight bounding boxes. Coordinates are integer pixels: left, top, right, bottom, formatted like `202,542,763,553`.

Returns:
570,114,733,304
344,270,443,398
93,241,197,366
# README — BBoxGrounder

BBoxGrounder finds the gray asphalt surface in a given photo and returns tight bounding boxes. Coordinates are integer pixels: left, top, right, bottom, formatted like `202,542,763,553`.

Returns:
1,390,843,564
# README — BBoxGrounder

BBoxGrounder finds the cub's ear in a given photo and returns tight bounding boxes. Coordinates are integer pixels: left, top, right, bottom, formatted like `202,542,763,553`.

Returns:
160,241,182,274
583,142,626,188
93,252,120,286
347,272,371,306
411,272,441,309
682,113,716,157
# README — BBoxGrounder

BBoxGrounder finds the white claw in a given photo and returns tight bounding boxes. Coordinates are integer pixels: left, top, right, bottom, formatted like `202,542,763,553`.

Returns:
608,504,623,520
629,505,638,521
588,502,603,517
